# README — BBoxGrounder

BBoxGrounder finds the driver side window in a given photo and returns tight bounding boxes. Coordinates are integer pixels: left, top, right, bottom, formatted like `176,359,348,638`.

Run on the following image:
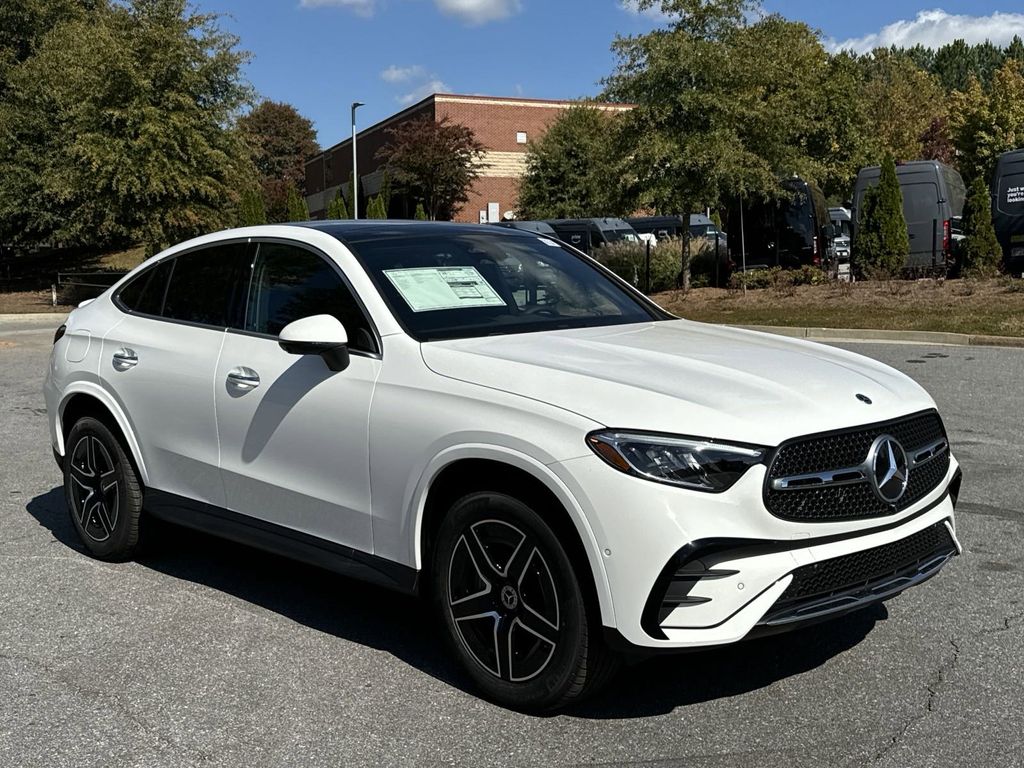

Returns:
245,242,377,354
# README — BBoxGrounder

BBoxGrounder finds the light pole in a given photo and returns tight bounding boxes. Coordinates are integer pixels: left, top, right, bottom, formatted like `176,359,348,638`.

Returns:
351,101,364,219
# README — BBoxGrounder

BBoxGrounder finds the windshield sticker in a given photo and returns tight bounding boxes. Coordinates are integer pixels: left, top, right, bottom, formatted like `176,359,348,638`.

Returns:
383,266,506,312
538,237,562,247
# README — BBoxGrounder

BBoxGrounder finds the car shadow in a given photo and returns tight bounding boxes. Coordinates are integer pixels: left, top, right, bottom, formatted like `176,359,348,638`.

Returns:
26,486,884,718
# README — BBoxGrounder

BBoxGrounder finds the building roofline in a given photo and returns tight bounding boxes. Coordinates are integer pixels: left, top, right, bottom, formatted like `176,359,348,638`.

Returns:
307,92,636,165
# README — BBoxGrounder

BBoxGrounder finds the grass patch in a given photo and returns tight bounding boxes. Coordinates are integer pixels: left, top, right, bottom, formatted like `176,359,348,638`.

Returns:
654,278,1024,338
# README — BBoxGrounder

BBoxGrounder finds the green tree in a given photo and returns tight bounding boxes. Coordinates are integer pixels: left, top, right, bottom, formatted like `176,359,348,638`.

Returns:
285,184,309,221
0,0,253,253
517,105,628,219
0,0,96,96
1008,36,1024,65
960,175,1002,276
413,202,428,220
949,61,1024,183
326,188,349,219
238,100,318,222
855,155,908,274
238,187,266,226
365,195,386,219
376,114,484,220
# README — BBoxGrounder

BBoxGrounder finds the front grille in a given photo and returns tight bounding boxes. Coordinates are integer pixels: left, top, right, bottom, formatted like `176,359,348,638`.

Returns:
764,411,949,522
773,521,956,609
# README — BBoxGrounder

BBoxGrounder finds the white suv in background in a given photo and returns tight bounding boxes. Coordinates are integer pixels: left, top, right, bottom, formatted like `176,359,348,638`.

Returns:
44,222,962,710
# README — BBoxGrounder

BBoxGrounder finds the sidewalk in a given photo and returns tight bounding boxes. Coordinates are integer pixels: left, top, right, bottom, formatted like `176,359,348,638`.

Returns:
735,324,1024,348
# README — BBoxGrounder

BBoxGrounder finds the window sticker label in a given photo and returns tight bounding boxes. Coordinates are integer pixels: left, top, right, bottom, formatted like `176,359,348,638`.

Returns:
383,266,505,312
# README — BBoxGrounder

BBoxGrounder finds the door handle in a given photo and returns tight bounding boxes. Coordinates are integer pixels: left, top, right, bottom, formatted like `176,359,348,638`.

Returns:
112,348,138,371
226,366,260,391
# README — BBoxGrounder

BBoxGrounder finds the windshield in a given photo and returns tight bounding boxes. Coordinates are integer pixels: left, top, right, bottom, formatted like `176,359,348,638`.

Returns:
605,228,639,243
347,232,665,341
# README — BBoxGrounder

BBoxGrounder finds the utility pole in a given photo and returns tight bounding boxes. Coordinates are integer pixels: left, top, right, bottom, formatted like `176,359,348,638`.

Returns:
351,101,364,219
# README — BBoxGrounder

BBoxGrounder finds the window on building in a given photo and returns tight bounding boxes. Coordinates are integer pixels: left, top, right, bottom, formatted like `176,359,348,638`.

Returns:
516,131,528,144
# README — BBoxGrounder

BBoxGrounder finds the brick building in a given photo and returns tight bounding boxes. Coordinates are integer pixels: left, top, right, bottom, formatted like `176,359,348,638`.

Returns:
304,93,633,223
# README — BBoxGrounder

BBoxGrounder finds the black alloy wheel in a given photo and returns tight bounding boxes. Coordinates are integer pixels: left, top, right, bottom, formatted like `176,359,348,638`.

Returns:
432,491,618,710
64,417,144,561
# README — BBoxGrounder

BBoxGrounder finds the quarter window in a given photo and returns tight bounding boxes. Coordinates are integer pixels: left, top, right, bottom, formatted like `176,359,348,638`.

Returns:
116,259,174,316
162,243,252,327
245,242,377,353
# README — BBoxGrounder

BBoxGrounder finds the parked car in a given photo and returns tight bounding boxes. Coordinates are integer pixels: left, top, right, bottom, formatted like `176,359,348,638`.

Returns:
992,148,1024,275
543,217,640,255
852,161,966,271
829,207,853,280
726,177,831,270
490,220,559,238
46,222,962,711
626,215,732,286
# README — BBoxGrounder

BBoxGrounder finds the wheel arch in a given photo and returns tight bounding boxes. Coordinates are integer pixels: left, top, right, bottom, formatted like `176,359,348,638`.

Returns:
57,385,149,486
413,448,615,627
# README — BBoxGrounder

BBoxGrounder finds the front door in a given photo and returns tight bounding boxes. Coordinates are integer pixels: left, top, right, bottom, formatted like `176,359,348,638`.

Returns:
214,240,381,552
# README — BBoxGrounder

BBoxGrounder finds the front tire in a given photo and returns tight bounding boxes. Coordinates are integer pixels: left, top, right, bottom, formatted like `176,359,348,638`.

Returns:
63,417,144,561
431,491,617,710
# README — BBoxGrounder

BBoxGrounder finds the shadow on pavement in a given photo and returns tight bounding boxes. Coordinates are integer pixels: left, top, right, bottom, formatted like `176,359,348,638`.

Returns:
26,485,883,718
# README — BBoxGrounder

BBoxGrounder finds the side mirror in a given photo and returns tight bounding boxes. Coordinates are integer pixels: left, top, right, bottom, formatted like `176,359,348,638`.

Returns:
278,314,350,372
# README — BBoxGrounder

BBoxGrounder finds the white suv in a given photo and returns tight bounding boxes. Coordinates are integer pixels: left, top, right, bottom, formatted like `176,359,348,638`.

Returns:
44,222,962,710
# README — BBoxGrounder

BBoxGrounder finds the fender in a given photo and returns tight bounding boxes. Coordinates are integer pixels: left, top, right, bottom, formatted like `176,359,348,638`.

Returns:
408,444,616,627
57,381,150,486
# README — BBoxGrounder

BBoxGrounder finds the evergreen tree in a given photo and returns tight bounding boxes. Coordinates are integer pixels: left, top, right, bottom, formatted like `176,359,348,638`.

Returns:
413,202,428,221
366,195,386,219
326,188,348,219
285,184,309,221
960,175,1002,276
238,188,266,226
855,156,908,274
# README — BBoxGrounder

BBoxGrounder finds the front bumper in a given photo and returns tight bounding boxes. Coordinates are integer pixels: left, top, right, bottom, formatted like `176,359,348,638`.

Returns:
552,453,961,650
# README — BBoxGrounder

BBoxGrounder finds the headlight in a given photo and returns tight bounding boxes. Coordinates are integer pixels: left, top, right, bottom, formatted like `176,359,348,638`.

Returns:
586,431,767,492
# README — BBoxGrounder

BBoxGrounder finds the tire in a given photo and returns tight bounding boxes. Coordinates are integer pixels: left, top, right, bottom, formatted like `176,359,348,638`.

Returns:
431,491,619,711
63,416,144,561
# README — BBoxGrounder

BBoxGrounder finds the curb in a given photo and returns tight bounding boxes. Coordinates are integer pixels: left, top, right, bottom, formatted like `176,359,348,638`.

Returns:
0,312,69,332
734,325,1024,348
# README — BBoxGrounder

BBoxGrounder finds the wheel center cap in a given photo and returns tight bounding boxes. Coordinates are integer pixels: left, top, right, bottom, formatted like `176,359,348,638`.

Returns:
499,585,519,611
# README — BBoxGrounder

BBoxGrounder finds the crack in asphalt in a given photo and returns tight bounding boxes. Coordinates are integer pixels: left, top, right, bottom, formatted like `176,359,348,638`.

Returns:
868,637,961,766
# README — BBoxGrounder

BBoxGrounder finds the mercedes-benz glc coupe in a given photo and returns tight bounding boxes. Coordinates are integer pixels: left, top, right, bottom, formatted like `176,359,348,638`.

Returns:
45,222,961,710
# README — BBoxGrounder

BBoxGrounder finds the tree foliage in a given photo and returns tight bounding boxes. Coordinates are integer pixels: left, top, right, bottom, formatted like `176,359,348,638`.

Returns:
238,100,318,222
326,188,349,220
285,184,309,222
949,61,1024,184
238,187,266,226
376,115,484,221
854,156,908,273
413,202,428,220
960,175,1002,276
0,0,253,253
517,106,628,219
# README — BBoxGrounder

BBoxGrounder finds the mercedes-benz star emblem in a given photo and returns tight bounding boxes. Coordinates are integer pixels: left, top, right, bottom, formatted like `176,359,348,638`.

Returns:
500,585,519,611
867,434,909,504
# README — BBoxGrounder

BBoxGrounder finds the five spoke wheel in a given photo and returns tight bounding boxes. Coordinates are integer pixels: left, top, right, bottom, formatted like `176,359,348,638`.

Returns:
448,519,561,683
68,435,120,542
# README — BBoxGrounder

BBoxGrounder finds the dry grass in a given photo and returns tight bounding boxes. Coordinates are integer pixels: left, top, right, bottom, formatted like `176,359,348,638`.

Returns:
0,289,71,314
655,278,1024,338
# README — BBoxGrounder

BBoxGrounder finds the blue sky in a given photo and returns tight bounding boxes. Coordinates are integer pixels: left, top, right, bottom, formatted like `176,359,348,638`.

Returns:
193,1,1024,148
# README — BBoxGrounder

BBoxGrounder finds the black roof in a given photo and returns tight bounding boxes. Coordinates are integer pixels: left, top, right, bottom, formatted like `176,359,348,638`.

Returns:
294,219,539,245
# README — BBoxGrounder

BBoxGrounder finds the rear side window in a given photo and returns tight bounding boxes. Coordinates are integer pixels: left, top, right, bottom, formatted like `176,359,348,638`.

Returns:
116,260,173,315
162,243,252,327
244,242,377,353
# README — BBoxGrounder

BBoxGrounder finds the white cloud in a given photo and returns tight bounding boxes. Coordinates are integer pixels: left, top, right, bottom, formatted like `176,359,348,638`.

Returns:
619,0,674,21
380,64,426,83
299,0,376,17
434,0,521,25
829,9,1024,54
398,78,451,105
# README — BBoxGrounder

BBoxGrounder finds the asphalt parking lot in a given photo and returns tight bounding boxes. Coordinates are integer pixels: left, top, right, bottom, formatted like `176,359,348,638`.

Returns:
1,318,1022,768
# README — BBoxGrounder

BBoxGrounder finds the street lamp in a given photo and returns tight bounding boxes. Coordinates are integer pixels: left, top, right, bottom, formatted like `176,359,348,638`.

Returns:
351,101,364,220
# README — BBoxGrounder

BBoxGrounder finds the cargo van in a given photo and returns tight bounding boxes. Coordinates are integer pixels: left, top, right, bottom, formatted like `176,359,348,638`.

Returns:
828,207,852,280
992,149,1024,274
625,214,726,241
725,177,831,269
543,218,640,255
852,161,966,271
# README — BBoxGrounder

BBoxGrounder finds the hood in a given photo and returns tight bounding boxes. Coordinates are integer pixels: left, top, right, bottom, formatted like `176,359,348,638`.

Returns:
420,320,936,447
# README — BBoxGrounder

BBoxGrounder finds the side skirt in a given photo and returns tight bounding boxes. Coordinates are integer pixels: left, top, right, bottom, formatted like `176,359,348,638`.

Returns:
145,489,420,595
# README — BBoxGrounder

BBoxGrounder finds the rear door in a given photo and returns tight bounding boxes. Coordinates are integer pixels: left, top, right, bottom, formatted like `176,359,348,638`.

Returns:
214,240,381,552
102,242,252,508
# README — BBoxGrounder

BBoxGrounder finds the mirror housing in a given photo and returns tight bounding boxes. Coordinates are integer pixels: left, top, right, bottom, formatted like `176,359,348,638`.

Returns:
278,314,350,372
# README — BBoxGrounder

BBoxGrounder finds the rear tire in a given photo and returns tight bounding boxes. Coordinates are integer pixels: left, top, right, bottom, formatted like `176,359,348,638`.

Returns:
63,417,144,561
431,491,618,711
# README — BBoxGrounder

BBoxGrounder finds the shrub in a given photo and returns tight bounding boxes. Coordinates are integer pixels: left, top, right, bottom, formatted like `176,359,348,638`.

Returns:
960,176,1002,278
326,188,349,219
855,155,908,274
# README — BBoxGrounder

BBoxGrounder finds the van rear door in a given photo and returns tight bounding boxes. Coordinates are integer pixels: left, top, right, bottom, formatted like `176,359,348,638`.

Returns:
901,181,942,268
